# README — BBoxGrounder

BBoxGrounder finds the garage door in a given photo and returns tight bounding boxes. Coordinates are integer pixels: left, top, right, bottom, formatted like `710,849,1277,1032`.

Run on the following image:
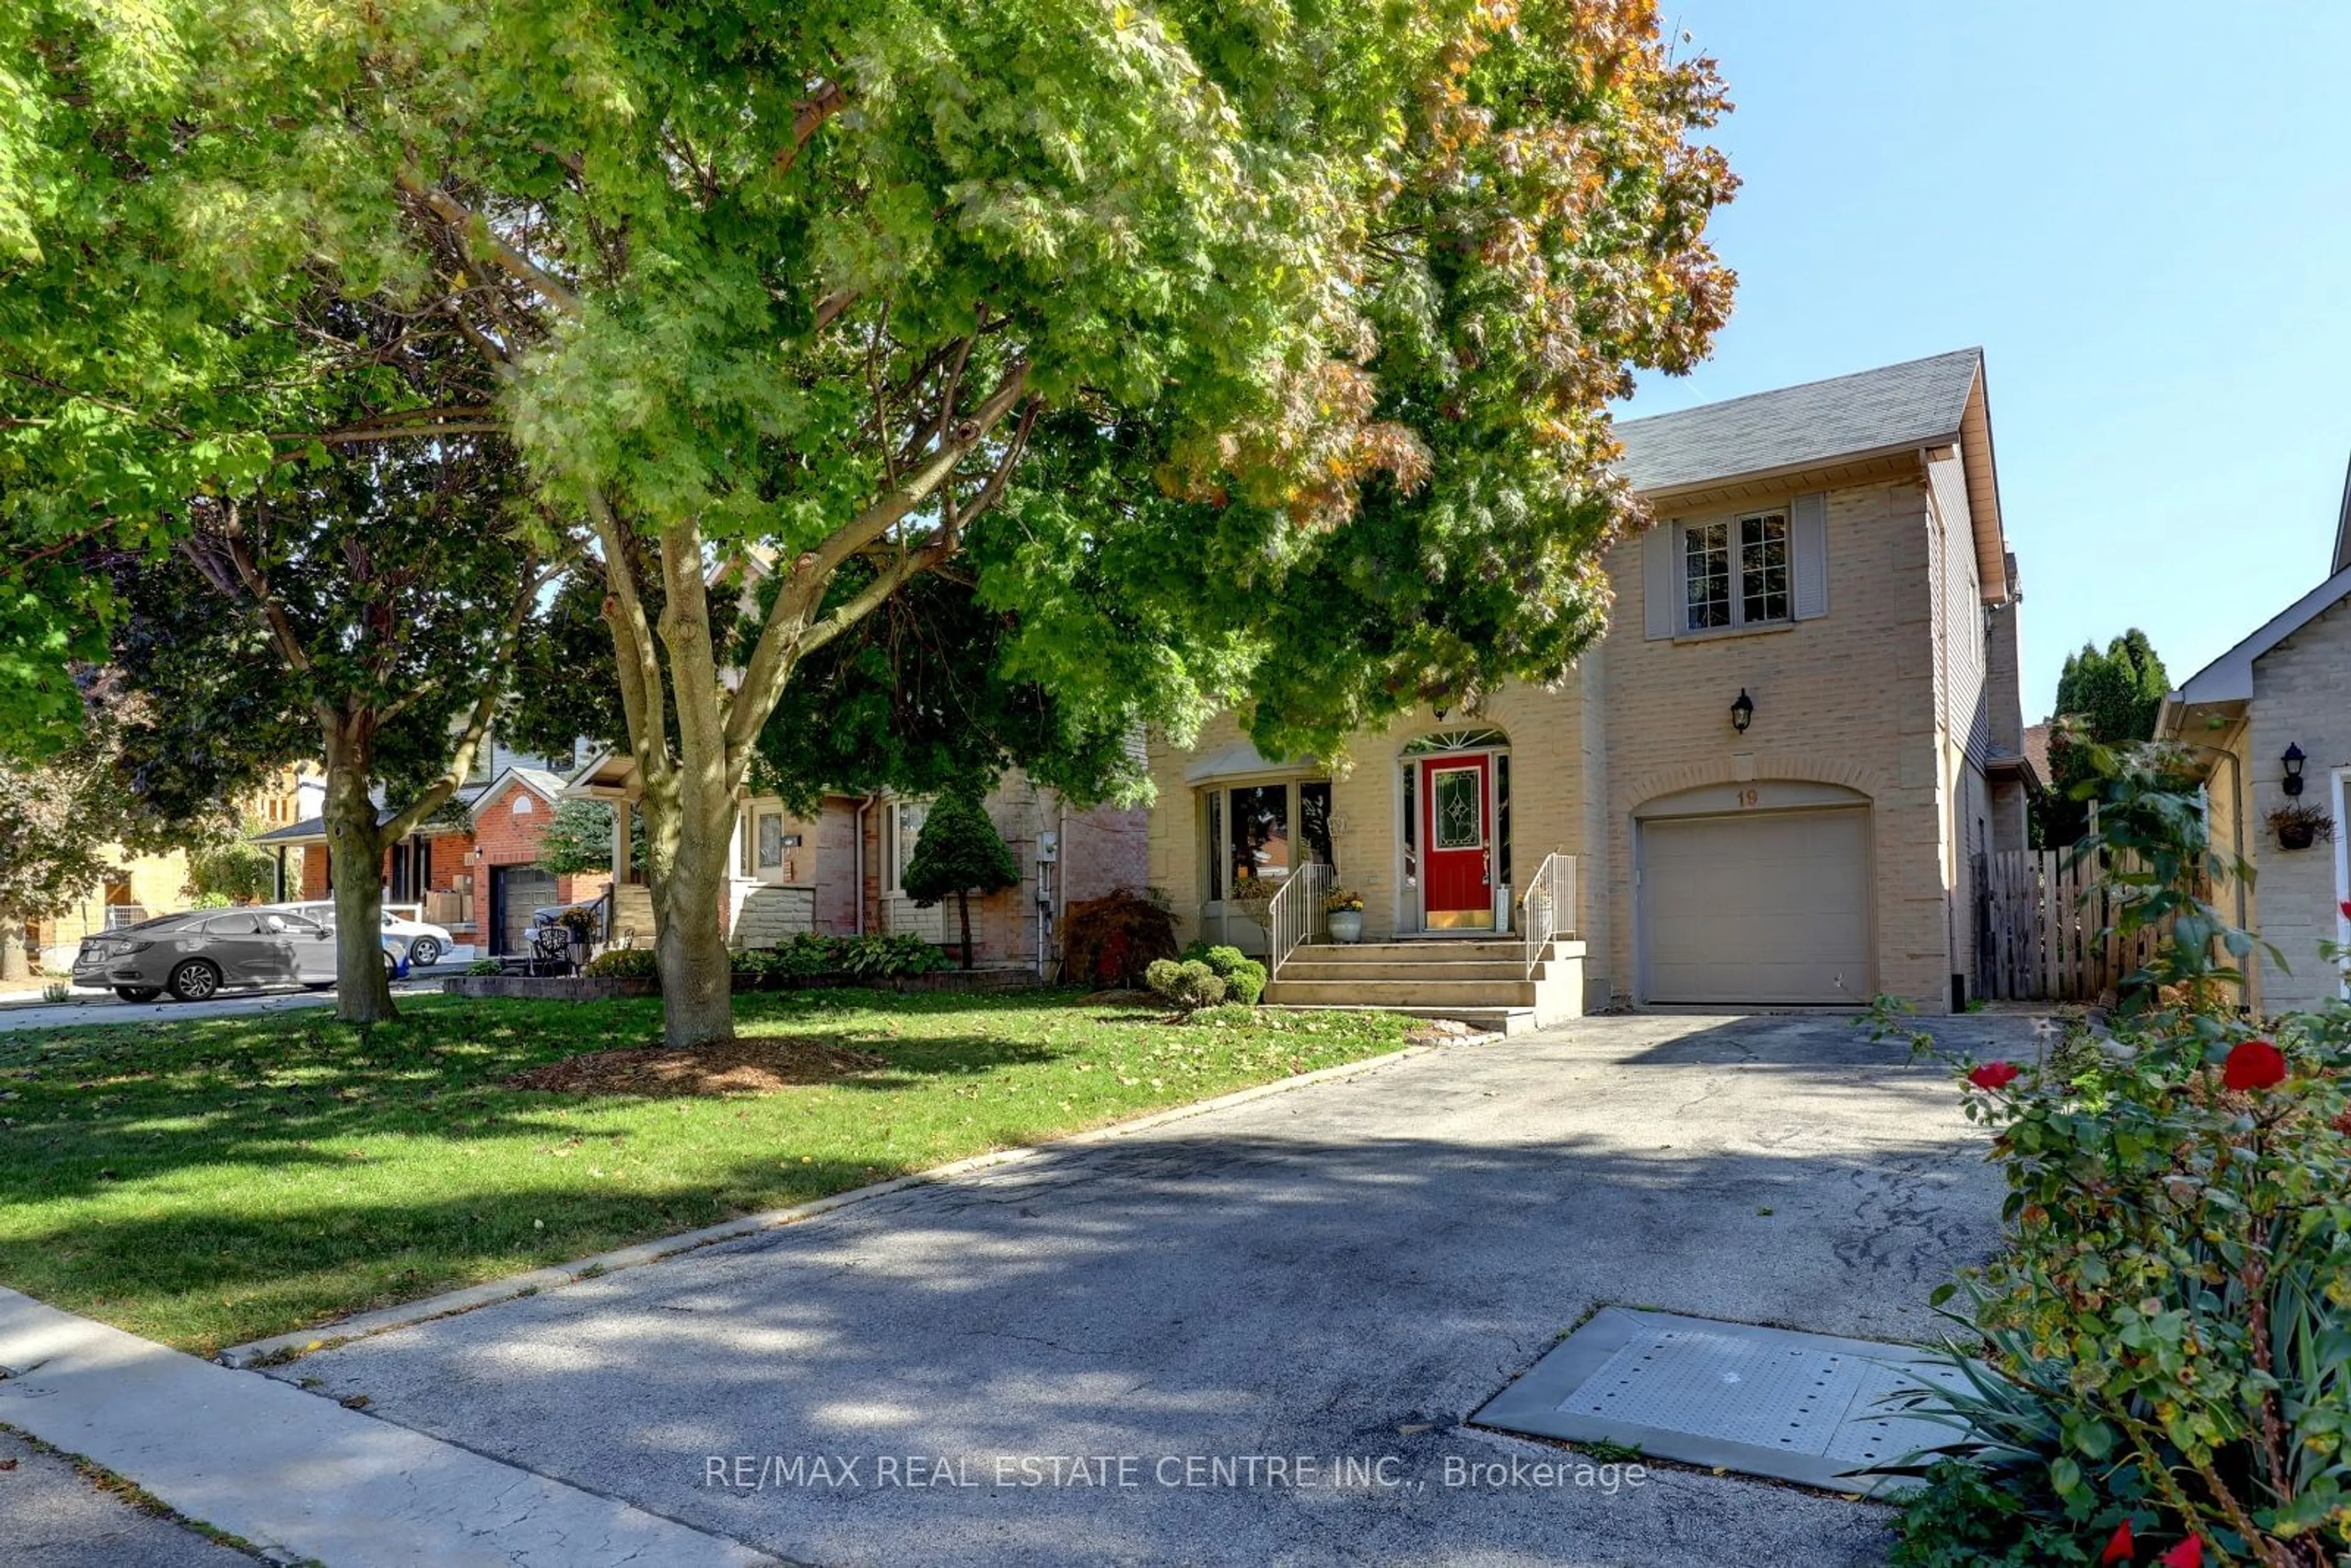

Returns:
493,866,558,956
1640,809,1871,1005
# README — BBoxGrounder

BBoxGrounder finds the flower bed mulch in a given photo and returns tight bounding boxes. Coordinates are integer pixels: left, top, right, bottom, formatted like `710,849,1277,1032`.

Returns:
503,1038,887,1098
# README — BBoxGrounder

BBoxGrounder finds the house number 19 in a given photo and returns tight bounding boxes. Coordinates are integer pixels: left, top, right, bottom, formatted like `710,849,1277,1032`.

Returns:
1736,787,1760,809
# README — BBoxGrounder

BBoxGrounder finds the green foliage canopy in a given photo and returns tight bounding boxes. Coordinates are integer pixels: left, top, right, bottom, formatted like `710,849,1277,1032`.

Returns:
2036,629,2171,847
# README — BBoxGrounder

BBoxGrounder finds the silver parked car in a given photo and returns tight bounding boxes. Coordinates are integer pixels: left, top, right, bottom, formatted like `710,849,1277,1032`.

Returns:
71,909,381,1002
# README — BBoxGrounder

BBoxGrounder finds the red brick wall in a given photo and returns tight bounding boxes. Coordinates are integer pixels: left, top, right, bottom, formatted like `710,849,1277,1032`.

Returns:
300,845,329,899
470,782,607,907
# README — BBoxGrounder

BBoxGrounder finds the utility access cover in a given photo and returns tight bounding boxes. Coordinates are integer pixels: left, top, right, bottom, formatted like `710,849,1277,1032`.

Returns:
1472,1308,1964,1495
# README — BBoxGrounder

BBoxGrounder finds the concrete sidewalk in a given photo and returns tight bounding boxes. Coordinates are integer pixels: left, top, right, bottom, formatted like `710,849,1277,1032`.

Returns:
0,1290,774,1568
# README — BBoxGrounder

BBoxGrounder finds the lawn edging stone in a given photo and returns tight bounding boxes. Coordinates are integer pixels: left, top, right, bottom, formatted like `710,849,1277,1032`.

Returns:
216,1032,1457,1370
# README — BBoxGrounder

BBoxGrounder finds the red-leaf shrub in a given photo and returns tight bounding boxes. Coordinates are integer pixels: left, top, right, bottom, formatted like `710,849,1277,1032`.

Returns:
1059,888,1178,988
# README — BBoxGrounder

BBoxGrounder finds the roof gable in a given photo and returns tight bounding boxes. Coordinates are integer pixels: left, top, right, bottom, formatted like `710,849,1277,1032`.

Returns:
1613,348,1984,495
1613,348,2009,601
470,766,566,818
2170,563,2351,709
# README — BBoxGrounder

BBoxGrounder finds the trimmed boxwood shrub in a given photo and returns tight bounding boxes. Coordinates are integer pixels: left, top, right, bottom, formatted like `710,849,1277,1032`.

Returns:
1144,958,1225,1011
1182,942,1267,1007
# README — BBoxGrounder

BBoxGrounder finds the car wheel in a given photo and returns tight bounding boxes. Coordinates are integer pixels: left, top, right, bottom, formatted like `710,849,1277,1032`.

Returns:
166,960,222,1003
409,937,442,967
114,986,163,1002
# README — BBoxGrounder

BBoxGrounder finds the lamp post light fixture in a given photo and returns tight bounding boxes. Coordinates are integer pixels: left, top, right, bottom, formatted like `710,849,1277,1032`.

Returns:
2284,742,2308,797
1730,688,1754,735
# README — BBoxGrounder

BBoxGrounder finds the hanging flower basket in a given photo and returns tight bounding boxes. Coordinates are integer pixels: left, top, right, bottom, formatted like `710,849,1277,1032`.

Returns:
2269,803,2333,852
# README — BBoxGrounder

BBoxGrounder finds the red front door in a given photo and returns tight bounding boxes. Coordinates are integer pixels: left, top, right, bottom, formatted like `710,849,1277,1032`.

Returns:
1420,755,1493,929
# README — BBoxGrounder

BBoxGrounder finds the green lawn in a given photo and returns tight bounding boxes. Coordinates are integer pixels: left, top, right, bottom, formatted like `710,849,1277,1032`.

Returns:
0,990,1411,1355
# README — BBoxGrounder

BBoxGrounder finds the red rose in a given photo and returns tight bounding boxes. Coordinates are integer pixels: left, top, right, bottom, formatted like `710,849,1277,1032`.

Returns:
2158,1537,2202,1568
2222,1039,2287,1092
1967,1060,2021,1090
2099,1520,2134,1564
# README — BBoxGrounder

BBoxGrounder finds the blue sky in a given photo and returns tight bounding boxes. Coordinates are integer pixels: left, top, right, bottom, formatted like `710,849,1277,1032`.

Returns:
1620,1,2351,719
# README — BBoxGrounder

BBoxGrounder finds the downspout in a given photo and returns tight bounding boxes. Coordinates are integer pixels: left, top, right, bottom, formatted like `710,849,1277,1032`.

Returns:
853,795,876,936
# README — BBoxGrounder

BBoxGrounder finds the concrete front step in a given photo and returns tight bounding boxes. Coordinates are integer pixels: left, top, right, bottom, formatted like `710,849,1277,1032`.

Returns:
1265,978,1539,1007
1263,1003,1539,1035
1280,959,1535,983
1300,940,1529,962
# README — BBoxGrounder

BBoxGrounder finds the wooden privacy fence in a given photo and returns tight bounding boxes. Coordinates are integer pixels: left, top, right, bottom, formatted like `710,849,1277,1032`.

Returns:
1973,848,2177,1003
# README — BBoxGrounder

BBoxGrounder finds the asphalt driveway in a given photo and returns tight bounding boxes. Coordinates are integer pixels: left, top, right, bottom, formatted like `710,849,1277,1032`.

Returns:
270,1011,2036,1567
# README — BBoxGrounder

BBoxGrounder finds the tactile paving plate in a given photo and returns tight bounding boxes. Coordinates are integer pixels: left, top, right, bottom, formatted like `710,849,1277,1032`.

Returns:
1472,1308,1967,1494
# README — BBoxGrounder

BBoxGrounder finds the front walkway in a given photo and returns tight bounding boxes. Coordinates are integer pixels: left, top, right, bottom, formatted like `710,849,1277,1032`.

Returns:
247,1011,2031,1567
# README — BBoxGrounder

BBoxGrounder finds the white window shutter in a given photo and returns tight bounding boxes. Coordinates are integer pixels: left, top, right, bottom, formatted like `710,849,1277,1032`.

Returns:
1791,493,1829,620
1643,523,1677,639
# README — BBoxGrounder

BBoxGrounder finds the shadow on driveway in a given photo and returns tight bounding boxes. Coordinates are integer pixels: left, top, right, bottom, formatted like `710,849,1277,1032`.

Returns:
265,1013,2033,1568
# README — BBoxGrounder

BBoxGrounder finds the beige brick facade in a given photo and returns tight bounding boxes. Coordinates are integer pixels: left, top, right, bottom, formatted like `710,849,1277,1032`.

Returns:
2232,597,2351,1012
1149,459,2022,1015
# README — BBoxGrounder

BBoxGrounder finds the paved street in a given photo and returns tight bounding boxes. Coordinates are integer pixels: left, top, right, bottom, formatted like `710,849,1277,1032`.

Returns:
0,972,460,1035
0,1430,261,1568
267,1011,2033,1568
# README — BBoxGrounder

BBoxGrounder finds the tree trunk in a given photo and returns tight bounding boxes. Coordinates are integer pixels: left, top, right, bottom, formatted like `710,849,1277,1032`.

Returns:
644,779,736,1048
0,927,30,983
321,730,396,1024
956,888,974,969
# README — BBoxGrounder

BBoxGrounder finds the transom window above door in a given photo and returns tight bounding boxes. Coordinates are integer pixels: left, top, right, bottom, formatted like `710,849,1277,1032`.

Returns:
1684,512,1788,632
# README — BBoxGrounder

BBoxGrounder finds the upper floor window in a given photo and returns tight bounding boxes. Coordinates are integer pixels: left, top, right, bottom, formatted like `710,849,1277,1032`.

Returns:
1647,493,1826,642
1684,512,1788,632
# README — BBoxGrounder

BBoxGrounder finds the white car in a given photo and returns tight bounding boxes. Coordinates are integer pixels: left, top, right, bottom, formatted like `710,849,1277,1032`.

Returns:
264,902,455,967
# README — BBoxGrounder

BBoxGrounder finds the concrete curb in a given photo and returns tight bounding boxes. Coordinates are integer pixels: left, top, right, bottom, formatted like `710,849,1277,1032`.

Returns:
219,1033,1460,1369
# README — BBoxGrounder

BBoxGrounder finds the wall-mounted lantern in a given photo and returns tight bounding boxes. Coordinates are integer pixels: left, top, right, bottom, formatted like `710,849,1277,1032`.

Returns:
1730,688,1755,735
2284,742,2308,797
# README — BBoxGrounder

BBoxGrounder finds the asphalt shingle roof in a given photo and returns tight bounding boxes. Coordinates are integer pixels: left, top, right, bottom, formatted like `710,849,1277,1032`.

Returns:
249,781,494,844
1613,348,1983,493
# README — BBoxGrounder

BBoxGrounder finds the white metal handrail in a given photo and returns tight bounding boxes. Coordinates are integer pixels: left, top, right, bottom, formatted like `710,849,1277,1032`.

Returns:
1519,853,1576,977
1265,862,1336,979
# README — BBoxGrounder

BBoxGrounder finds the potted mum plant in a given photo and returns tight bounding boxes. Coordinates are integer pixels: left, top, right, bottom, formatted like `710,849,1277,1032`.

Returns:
2268,801,2333,851
1324,888,1367,943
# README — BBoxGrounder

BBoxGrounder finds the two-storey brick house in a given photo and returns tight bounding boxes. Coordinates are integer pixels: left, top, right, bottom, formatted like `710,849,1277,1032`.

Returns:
1147,350,2033,1019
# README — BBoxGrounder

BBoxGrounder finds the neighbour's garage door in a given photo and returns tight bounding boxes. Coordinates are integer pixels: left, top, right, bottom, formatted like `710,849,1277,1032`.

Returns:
494,866,558,956
1640,809,1871,1005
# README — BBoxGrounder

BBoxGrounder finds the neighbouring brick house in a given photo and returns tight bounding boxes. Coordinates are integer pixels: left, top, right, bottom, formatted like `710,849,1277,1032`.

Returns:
251,746,610,957
2156,451,2351,1014
1148,349,2033,1019
563,748,1147,972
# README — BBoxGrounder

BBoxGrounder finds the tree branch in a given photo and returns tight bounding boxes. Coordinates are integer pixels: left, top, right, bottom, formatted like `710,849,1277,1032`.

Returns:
204,501,315,675
396,171,583,318
773,80,849,178
378,546,545,844
586,490,672,794
719,359,1032,756
795,533,955,661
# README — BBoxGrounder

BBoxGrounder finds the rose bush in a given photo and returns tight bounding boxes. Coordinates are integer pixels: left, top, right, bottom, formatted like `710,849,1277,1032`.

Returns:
1888,743,2351,1568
